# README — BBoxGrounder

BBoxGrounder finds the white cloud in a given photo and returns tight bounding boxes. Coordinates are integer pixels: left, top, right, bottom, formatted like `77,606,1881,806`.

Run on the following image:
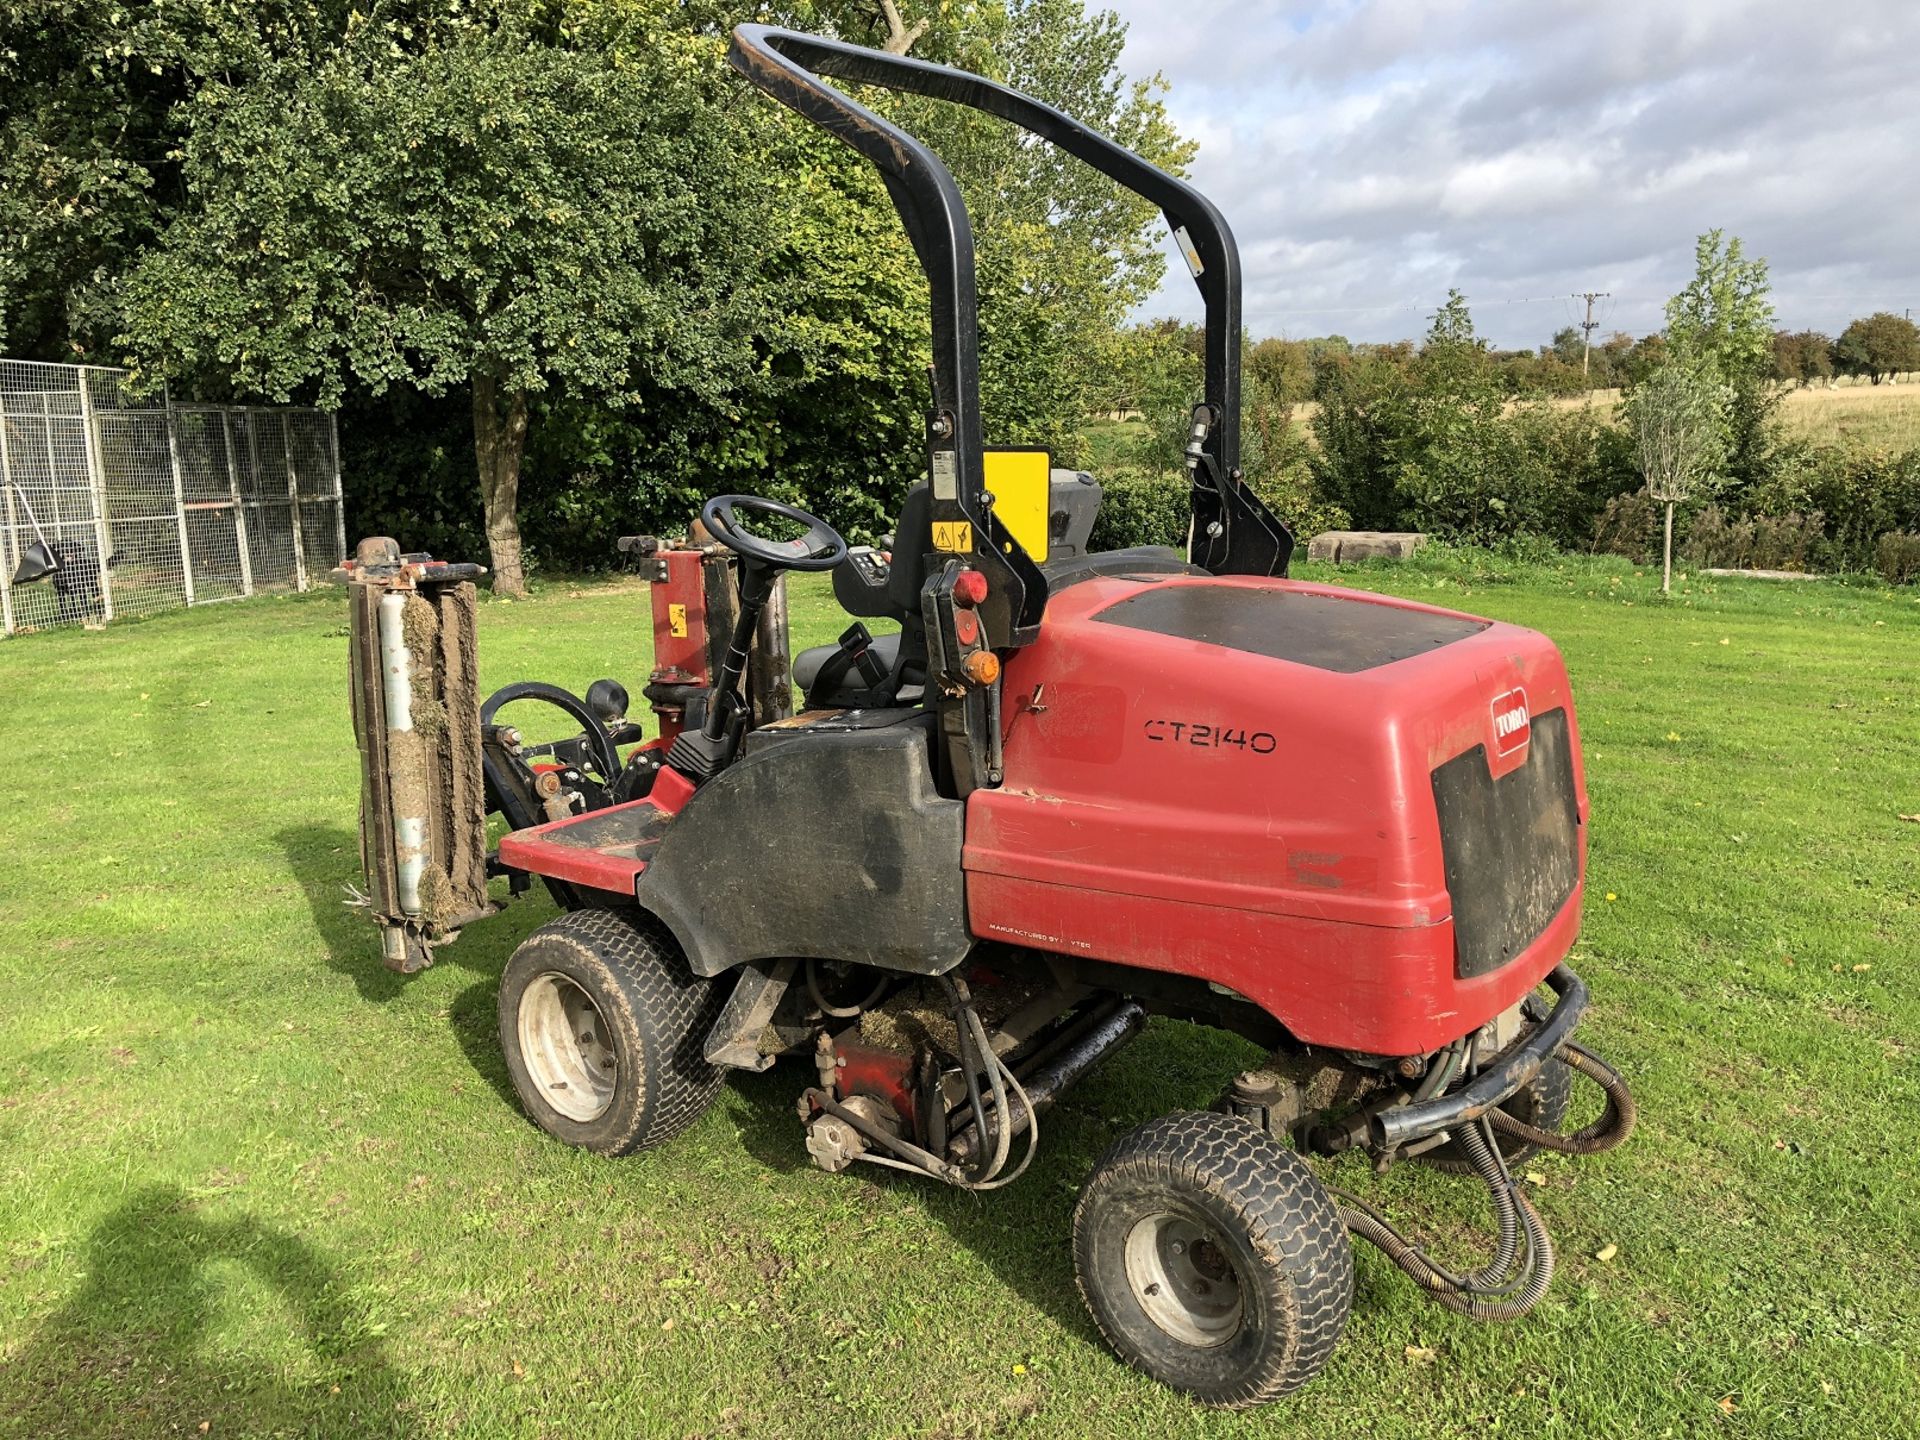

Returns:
1105,0,1920,345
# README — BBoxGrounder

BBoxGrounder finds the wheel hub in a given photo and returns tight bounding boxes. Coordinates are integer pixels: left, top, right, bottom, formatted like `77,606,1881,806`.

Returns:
1123,1210,1246,1347
517,972,617,1122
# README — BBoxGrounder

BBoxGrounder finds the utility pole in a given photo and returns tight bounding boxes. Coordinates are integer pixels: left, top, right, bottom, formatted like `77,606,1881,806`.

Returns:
1574,291,1610,381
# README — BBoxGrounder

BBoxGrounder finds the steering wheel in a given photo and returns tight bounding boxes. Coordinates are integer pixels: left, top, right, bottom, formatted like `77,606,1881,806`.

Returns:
701,494,849,572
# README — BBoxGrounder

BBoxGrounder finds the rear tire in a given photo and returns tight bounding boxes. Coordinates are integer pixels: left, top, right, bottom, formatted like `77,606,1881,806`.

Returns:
1072,1111,1352,1409
498,908,724,1156
1423,1056,1573,1174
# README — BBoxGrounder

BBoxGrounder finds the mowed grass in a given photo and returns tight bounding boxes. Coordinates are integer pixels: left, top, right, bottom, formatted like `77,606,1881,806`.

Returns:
1,553,1917,1439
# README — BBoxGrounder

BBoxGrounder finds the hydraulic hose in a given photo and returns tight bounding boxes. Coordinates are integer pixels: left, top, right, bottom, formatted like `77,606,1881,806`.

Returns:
1411,1038,1466,1105
1339,1117,1557,1321
1339,1018,1631,1321
1489,1041,1637,1155
804,959,889,1019
836,976,1040,1192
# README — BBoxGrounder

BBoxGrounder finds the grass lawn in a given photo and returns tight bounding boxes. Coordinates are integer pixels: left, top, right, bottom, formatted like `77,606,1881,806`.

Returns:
1,551,1916,1438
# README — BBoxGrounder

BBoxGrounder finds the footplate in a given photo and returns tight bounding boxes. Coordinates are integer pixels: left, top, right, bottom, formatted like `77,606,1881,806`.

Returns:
495,797,676,897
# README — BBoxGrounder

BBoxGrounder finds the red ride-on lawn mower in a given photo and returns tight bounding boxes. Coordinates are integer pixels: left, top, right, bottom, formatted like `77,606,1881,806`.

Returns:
337,26,1634,1408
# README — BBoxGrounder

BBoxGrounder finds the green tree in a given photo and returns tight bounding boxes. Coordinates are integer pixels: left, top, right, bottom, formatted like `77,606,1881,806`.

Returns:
1390,291,1520,540
1833,312,1920,385
1309,344,1406,531
1547,325,1586,370
1308,294,1613,546
1095,318,1198,424
497,0,1196,557
1626,363,1728,593
1665,231,1775,381
1590,330,1637,388
1771,329,1834,387
1247,337,1314,407
118,3,769,595
1618,332,1668,387
1661,230,1777,489
0,0,355,356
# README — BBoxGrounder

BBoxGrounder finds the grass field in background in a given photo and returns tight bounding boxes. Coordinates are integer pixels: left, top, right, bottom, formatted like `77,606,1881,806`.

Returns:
1083,379,1920,466
1,554,1917,1438
1554,382,1920,451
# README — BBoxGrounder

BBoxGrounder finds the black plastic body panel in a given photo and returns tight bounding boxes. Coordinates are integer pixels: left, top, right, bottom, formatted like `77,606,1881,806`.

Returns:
1432,709,1580,979
1094,584,1488,672
635,713,970,978
1046,471,1103,559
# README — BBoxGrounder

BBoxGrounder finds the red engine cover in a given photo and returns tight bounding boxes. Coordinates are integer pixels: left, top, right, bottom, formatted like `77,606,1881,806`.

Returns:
963,574,1588,1057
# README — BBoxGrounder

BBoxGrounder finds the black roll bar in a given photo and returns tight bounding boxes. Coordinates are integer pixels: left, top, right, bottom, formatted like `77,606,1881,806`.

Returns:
729,24,1292,647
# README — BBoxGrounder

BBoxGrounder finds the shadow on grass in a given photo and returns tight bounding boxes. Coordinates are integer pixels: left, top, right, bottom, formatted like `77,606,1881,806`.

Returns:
449,974,522,1114
276,823,408,1003
0,1186,406,1438
278,822,541,1116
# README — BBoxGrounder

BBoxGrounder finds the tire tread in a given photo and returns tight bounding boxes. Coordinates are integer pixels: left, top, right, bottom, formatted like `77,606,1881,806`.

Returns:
1073,1110,1352,1408
499,907,724,1156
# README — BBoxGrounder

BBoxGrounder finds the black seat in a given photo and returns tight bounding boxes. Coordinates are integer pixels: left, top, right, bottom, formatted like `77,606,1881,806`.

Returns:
792,485,935,709
795,629,900,692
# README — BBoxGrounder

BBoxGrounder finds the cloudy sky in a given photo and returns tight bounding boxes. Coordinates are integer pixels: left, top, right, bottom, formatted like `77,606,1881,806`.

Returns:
1105,0,1920,348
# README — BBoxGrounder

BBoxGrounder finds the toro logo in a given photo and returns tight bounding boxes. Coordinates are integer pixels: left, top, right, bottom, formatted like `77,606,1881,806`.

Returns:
1491,687,1531,757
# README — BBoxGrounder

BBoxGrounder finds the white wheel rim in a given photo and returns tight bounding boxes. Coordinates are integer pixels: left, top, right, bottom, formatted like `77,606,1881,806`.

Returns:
1123,1210,1246,1347
518,972,617,1123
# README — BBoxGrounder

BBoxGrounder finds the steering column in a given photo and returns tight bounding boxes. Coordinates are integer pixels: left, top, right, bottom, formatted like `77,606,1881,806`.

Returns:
666,495,848,782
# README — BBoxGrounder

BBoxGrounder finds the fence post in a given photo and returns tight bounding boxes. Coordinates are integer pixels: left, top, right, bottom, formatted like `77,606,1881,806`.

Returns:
163,393,197,606
281,413,308,591
221,411,255,597
76,369,117,623
0,409,15,637
329,411,347,567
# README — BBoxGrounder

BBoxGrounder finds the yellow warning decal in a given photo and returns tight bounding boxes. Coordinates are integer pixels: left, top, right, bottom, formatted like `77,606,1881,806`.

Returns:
668,602,689,638
932,520,974,553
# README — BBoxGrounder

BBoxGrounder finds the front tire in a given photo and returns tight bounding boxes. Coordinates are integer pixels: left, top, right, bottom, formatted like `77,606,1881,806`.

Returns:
1072,1111,1352,1408
498,908,724,1156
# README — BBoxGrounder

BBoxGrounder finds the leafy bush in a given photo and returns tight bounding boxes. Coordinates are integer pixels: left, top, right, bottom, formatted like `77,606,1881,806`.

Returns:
1309,308,1637,552
1875,532,1920,585
1749,512,1827,570
1798,444,1920,571
1085,467,1190,552
1589,439,1920,577
1081,465,1346,557
1308,345,1413,531
1682,506,1825,571
1592,487,1659,563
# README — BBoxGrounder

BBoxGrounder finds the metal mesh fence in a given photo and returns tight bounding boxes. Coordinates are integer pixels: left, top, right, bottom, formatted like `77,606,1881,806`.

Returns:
0,360,344,637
